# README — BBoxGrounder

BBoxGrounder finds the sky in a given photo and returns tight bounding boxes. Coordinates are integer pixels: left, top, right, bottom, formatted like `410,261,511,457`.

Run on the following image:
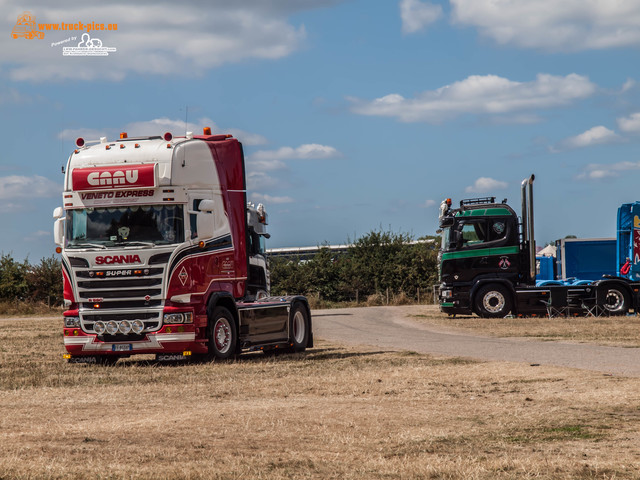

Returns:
2,0,640,261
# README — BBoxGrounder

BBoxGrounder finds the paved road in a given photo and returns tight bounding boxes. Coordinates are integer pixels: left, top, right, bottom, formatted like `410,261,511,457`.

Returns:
312,305,640,377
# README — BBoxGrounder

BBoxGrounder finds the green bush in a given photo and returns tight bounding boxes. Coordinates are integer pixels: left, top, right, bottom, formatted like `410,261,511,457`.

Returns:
0,253,62,308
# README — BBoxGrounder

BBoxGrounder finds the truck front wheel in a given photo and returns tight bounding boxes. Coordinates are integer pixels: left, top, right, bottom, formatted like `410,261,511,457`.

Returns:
475,284,512,318
208,306,237,359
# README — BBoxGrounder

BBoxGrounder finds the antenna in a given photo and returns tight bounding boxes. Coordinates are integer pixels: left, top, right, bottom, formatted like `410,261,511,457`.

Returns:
184,106,188,135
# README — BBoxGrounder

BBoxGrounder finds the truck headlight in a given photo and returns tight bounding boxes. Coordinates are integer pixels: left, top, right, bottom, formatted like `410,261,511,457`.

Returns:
164,313,183,324
106,321,118,335
441,290,453,299
119,320,132,334
131,320,144,334
94,321,106,334
64,317,80,328
163,312,193,324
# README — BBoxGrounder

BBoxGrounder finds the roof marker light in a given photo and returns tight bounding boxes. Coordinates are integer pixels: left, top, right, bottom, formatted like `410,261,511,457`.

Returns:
203,127,211,135
76,138,84,147
164,132,173,141
120,144,125,149
135,143,140,148
105,145,111,150
120,132,128,139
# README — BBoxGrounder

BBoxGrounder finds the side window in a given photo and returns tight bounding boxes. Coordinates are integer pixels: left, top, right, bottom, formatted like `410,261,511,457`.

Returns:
457,217,512,250
189,199,202,239
460,220,487,246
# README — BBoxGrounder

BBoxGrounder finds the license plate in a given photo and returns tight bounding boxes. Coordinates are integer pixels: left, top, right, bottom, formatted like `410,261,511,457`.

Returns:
112,344,132,352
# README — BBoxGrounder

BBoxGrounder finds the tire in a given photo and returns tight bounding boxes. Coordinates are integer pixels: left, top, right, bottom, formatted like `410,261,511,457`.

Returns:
475,284,512,318
600,286,629,316
208,306,237,359
290,302,310,352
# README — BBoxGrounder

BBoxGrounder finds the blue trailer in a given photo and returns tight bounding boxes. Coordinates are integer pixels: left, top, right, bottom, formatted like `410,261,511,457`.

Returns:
556,238,616,282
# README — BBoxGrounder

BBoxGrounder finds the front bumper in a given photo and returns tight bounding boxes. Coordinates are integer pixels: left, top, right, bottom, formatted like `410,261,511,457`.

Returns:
438,285,473,316
63,324,204,356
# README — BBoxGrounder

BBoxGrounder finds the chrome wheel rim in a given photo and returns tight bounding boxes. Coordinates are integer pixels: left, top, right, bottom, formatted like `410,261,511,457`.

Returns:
214,318,232,353
604,289,624,312
483,291,505,314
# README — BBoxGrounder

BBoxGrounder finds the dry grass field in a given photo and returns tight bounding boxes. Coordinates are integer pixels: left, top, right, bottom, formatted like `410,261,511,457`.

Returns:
0,314,639,479
411,305,640,347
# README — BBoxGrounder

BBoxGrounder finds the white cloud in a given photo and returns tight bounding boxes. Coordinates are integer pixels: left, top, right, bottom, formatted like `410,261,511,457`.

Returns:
450,0,640,52
0,88,38,104
0,175,60,200
26,231,52,242
249,193,294,205
617,113,640,133
423,199,436,208
400,0,442,34
250,144,340,162
58,128,108,141
578,161,640,181
246,143,340,203
1,1,343,81
465,177,508,194
621,78,637,93
554,126,621,151
349,73,596,123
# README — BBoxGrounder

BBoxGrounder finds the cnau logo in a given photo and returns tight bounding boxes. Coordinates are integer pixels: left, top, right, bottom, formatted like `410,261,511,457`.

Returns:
87,169,139,186
95,254,141,265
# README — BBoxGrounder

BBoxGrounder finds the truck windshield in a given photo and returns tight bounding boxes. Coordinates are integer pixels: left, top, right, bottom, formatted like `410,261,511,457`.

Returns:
66,205,185,248
440,227,450,251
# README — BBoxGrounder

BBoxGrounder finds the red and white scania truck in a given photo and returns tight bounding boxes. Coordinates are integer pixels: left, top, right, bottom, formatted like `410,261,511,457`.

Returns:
53,128,312,363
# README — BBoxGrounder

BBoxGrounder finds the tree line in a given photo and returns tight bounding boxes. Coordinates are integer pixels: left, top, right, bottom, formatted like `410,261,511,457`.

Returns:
0,254,63,307
269,230,440,304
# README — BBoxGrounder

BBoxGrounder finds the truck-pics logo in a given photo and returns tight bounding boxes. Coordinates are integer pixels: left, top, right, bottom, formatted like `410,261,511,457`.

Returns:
12,12,118,41
63,33,116,57
72,164,156,191
12,11,43,39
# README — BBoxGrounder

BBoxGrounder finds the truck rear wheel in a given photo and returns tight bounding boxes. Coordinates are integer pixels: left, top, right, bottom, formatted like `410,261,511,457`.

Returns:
475,284,512,318
290,302,310,352
600,286,629,316
208,306,237,359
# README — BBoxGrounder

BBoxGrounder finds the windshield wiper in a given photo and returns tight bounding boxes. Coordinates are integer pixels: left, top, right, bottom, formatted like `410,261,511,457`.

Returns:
68,242,107,249
120,241,155,247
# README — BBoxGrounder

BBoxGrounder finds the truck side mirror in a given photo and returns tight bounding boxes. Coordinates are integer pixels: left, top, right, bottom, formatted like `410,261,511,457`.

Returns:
449,229,461,249
196,210,214,240
53,206,64,219
198,199,215,212
54,218,64,246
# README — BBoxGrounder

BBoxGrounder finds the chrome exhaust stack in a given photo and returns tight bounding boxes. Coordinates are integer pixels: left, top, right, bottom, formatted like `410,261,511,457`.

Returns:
521,174,536,283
